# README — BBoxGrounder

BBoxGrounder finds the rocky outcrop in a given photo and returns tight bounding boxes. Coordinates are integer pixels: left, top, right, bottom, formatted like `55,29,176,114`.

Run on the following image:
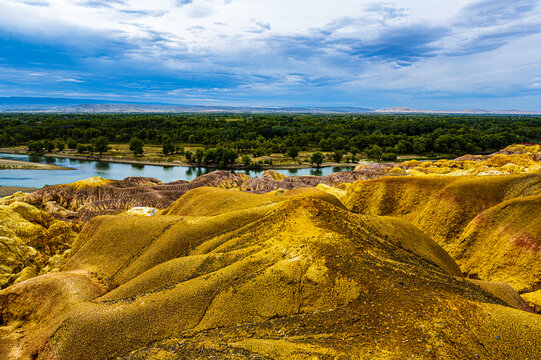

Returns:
396,145,541,176
0,171,249,222
495,144,541,160
0,202,80,289
242,167,396,193
326,163,397,181
241,174,332,192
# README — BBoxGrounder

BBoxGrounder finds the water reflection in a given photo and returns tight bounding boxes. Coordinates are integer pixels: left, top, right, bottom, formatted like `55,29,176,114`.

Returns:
95,161,110,170
76,158,94,165
131,163,145,170
28,155,43,163
0,152,356,188
193,167,206,178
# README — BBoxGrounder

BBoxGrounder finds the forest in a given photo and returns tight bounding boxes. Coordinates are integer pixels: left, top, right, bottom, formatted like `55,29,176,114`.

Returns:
0,113,540,164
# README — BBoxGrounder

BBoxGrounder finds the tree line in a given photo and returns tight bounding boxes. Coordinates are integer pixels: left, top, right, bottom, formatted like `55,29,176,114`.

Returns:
0,113,539,163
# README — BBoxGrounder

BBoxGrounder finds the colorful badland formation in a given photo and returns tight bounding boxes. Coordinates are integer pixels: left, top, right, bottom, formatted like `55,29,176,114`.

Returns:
0,145,540,359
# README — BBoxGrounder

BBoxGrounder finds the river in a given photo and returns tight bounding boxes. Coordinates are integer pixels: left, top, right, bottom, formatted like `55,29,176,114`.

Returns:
0,153,355,188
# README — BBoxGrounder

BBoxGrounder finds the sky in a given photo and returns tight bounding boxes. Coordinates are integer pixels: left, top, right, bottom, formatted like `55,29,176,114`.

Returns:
0,0,541,109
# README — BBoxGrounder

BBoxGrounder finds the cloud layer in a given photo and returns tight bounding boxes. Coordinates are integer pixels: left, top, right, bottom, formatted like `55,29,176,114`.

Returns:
0,0,540,109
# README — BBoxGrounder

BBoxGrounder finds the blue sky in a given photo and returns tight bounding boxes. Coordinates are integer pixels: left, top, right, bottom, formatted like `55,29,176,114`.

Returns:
0,0,540,109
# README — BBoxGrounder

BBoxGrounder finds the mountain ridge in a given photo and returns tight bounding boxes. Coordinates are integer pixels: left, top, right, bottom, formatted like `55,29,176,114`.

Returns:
1,97,540,114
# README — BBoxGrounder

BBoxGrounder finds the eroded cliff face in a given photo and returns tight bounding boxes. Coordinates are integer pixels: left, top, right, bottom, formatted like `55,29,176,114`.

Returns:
0,171,250,222
1,187,539,360
0,202,80,289
240,165,395,193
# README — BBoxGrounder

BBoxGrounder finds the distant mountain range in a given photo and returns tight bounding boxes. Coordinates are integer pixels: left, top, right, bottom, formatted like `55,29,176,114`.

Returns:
373,106,541,115
1,97,540,115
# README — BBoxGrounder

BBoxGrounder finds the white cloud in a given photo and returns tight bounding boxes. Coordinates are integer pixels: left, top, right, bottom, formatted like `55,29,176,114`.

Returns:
0,0,540,108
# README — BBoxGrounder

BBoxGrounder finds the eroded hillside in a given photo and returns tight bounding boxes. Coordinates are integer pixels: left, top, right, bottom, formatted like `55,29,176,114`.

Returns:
1,187,540,360
0,202,80,289
343,174,541,307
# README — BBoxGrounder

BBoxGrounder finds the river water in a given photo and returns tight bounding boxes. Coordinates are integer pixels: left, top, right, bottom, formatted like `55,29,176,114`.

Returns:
0,153,355,188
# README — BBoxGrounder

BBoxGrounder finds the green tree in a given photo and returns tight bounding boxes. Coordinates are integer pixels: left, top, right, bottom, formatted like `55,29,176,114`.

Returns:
77,144,92,154
242,155,252,166
221,148,238,166
129,137,144,156
184,150,194,163
310,152,324,168
381,152,397,161
412,138,427,154
162,137,175,155
43,139,55,153
365,145,383,160
67,138,77,150
92,136,109,155
396,140,408,154
331,150,344,163
28,140,44,155
0,134,15,147
195,148,204,164
56,141,65,151
287,147,299,160
203,148,215,164
252,147,265,158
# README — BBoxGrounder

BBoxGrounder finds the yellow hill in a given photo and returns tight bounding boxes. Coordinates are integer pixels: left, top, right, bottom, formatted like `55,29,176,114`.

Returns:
1,189,539,359
412,175,518,247
344,174,541,301
344,176,456,220
261,169,287,181
396,148,541,176
163,186,345,217
69,176,114,190
344,174,540,247
454,194,541,293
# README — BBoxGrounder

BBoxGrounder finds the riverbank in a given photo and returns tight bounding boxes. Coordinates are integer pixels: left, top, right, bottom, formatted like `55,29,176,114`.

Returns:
0,152,359,189
0,158,73,170
0,147,359,170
